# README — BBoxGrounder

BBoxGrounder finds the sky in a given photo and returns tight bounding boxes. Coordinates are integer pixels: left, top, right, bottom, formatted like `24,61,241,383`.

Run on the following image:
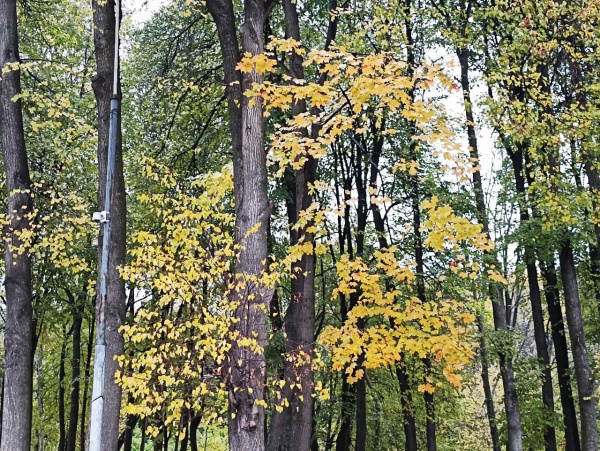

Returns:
126,0,164,25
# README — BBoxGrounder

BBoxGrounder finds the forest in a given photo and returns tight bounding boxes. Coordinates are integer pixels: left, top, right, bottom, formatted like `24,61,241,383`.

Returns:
0,0,599,450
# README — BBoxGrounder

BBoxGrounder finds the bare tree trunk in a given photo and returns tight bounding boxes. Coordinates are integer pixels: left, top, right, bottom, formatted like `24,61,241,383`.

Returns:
140,418,147,451
91,0,127,447
59,338,67,451
208,1,269,449
539,262,581,451
506,143,556,451
460,52,523,451
80,320,94,451
66,297,82,451
0,1,34,450
559,242,598,450
396,363,417,451
355,375,367,451
35,350,45,451
189,415,200,451
475,313,500,451
265,1,315,449
335,377,355,451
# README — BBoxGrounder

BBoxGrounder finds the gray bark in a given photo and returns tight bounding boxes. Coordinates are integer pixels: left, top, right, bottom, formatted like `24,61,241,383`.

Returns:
458,50,522,451
91,0,127,448
0,0,34,449
207,1,270,450
265,1,315,449
559,243,598,451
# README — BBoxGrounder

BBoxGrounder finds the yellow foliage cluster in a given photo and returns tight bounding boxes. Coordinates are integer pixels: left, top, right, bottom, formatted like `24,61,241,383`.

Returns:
118,160,236,431
319,245,477,387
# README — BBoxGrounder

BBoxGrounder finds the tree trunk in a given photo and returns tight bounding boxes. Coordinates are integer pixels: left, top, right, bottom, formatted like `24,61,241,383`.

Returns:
189,415,200,451
506,143,556,451
265,1,315,449
59,339,67,451
539,262,581,451
335,377,355,451
80,320,94,451
66,298,82,451
208,1,269,450
559,242,598,450
140,418,147,451
0,1,35,450
34,350,45,451
459,49,523,451
396,363,417,451
475,313,501,451
355,376,367,451
91,0,127,448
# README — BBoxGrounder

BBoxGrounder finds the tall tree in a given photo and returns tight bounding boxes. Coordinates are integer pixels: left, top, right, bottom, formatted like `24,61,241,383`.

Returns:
0,0,35,450
91,0,127,447
207,0,270,449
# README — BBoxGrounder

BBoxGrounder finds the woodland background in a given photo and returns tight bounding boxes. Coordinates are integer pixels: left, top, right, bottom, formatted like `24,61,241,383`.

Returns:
0,0,600,450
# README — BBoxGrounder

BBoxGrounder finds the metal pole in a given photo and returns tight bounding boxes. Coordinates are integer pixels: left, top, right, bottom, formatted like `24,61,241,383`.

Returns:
89,0,120,449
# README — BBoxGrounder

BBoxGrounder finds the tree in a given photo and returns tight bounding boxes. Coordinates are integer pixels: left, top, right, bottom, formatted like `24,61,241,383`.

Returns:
0,0,35,449
207,0,270,449
90,0,127,447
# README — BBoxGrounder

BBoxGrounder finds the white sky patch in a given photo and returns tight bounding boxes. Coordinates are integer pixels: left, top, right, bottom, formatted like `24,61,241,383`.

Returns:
125,0,165,26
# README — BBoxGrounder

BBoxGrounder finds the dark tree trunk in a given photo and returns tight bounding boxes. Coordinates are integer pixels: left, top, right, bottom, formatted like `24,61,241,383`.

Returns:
179,416,189,451
59,339,67,451
189,415,200,451
66,298,82,451
208,1,269,450
408,132,436,451
460,50,523,451
80,320,94,451
91,0,127,447
140,418,147,451
335,378,355,451
117,413,137,451
266,1,315,449
475,313,500,451
539,262,581,451
559,242,598,450
396,364,417,451
355,376,367,451
0,1,34,450
506,143,556,451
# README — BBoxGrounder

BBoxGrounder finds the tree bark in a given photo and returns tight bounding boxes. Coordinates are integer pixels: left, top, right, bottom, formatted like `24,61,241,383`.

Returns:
266,1,315,449
506,143,556,451
189,415,200,451
59,339,67,451
538,262,581,451
559,242,598,451
355,375,367,451
80,320,94,451
459,49,523,451
91,0,127,448
0,0,35,450
396,364,417,451
475,313,500,451
66,297,82,451
208,1,269,450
